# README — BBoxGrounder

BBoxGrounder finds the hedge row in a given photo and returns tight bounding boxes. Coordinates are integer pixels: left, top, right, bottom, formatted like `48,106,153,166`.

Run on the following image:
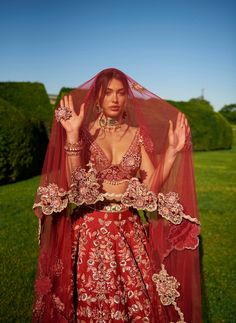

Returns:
219,104,236,124
54,87,73,107
167,98,232,150
0,82,53,134
0,83,49,184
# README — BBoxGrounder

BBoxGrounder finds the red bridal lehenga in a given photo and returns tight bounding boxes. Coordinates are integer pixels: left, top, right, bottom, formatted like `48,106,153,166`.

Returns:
32,68,202,323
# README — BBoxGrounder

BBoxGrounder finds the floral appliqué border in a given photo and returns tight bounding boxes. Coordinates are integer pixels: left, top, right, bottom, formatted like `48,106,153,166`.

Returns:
33,183,69,215
152,264,186,323
158,192,200,225
121,177,157,212
69,162,104,206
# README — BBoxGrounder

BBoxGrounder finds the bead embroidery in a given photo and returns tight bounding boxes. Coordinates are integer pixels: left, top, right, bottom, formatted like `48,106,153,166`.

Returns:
33,183,69,215
35,276,52,296
121,178,157,212
55,105,72,122
52,294,65,313
152,264,186,323
82,128,141,184
140,131,154,153
33,255,67,320
184,132,192,151
69,163,104,206
131,82,146,93
158,192,200,225
71,210,153,321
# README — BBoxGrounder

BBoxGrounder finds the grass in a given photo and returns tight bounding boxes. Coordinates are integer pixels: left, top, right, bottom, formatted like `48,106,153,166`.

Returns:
0,176,39,322
194,125,236,322
194,148,236,322
0,131,236,322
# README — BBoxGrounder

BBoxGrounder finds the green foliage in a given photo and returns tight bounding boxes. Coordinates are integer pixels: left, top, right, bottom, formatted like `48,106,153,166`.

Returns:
188,97,214,112
219,103,236,124
0,82,53,134
0,98,48,184
167,98,233,150
54,87,74,107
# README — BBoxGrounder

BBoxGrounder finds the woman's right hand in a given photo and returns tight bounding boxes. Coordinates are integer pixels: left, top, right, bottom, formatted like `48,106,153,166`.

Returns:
59,95,85,137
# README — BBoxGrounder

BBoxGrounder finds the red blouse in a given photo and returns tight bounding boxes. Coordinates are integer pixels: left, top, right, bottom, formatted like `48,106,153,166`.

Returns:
82,128,142,185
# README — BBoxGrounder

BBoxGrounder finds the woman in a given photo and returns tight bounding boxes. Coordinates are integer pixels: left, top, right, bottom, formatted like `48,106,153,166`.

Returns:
32,68,201,322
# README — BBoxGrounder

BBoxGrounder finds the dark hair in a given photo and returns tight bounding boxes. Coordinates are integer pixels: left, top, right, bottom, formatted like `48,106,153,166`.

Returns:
94,68,129,105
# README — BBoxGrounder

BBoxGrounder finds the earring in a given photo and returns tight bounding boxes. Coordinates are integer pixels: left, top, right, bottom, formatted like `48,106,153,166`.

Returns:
122,111,127,119
96,103,102,114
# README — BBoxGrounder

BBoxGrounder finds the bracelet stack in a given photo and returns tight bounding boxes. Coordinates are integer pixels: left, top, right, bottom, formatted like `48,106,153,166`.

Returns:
64,140,84,156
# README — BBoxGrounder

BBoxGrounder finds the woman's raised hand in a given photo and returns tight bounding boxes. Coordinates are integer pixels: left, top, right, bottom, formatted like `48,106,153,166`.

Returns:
168,112,190,154
59,95,85,135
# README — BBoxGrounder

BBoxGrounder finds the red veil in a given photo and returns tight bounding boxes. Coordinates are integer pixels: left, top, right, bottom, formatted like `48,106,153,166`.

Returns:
32,68,201,322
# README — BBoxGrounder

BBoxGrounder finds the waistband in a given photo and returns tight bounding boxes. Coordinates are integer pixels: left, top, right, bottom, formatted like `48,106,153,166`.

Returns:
80,200,129,213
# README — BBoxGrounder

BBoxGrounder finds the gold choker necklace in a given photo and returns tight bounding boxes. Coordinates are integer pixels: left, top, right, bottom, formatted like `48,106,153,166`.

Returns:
99,114,121,131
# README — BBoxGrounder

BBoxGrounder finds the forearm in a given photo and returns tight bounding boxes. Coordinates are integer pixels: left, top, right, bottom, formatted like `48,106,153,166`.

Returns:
66,155,82,186
65,132,84,186
149,147,177,192
162,147,177,183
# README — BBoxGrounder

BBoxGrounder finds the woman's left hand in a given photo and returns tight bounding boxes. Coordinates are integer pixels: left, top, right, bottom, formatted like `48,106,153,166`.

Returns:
168,112,190,155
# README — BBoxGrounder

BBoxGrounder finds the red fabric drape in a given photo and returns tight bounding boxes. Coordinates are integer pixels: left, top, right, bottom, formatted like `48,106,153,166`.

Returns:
32,68,201,322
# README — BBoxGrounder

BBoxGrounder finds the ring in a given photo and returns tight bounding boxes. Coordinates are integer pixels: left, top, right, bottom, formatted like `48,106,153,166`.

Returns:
55,106,72,122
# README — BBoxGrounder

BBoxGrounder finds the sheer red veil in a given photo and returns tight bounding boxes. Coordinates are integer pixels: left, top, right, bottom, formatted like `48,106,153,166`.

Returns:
32,68,201,322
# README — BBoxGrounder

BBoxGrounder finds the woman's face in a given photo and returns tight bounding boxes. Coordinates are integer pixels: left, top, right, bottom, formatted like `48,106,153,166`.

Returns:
100,78,127,119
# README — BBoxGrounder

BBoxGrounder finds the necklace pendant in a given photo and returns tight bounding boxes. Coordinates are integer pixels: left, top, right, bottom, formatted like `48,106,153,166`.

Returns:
99,114,122,132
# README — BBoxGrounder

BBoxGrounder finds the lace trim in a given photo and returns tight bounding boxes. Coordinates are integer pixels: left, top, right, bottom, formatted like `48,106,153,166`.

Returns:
152,264,186,323
33,256,65,318
38,218,41,245
33,168,199,226
35,276,52,296
33,183,69,215
157,192,200,225
140,132,154,154
121,178,157,212
131,82,146,93
184,132,192,151
52,294,65,313
83,127,141,183
101,192,123,201
68,162,104,206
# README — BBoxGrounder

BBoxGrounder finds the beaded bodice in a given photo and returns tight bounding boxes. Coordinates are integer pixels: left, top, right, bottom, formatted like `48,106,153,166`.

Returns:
82,128,142,184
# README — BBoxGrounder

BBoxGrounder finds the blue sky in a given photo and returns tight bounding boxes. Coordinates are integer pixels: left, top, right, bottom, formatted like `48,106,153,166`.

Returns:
0,0,235,110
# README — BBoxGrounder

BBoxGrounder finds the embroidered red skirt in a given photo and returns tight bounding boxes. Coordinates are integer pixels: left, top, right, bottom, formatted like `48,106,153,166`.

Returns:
71,208,166,322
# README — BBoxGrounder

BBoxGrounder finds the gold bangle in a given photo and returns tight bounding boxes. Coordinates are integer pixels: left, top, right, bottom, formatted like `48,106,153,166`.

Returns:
65,150,81,156
64,140,84,155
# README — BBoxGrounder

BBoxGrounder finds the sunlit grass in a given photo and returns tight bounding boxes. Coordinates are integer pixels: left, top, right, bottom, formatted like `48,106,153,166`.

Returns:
0,176,39,322
193,147,236,322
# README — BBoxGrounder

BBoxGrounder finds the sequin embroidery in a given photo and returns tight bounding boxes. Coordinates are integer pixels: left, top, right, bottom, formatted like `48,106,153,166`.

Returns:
82,128,142,184
71,210,157,321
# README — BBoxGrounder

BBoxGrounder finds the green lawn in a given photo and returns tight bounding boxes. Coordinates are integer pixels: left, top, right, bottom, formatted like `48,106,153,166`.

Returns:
194,148,236,322
0,142,236,322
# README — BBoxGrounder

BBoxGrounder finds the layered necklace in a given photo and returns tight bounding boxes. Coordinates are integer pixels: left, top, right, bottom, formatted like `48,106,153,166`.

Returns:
99,113,122,132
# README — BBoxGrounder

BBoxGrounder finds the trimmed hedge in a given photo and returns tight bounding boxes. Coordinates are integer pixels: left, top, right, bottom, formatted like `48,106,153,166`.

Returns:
54,87,74,107
0,82,53,134
167,98,233,150
0,98,48,184
219,104,236,124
